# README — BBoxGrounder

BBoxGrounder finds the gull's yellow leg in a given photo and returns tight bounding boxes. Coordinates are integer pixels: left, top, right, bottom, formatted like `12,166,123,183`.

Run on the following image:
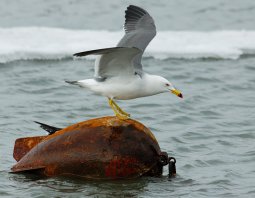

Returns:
111,99,130,117
108,98,130,120
108,98,118,114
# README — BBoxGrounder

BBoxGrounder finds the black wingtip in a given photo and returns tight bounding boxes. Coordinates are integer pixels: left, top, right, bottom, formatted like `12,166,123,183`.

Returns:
73,47,125,57
65,80,78,85
126,5,147,15
73,52,85,57
124,5,148,33
128,5,146,12
34,121,62,135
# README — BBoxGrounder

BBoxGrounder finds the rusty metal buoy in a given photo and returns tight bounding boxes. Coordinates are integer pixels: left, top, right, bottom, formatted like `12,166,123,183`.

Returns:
11,116,175,179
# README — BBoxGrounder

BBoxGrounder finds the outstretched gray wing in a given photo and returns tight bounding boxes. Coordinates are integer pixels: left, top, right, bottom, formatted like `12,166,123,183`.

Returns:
74,47,141,78
117,5,156,73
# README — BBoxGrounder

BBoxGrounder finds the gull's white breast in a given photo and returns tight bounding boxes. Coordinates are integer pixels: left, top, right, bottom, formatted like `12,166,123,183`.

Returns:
77,73,166,100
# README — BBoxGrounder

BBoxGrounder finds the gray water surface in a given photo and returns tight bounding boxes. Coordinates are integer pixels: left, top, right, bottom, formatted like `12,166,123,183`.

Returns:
1,0,255,197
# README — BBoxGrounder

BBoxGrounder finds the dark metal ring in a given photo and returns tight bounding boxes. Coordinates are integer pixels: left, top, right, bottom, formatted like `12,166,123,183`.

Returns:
168,157,176,164
159,152,169,166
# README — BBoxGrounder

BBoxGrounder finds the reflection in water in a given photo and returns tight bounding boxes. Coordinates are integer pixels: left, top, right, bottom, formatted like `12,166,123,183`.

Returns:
9,171,152,197
7,169,200,197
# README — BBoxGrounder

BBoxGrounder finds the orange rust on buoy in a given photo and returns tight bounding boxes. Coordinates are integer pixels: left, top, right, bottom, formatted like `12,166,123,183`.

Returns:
11,116,164,179
13,136,46,162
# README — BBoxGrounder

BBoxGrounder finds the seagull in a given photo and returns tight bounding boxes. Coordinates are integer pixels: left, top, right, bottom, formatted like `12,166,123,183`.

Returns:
66,5,183,120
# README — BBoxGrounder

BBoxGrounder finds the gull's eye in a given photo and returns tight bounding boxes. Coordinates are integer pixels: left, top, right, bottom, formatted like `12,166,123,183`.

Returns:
165,83,170,86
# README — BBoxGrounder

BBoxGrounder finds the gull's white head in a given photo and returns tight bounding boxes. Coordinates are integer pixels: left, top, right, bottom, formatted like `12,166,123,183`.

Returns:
149,75,183,98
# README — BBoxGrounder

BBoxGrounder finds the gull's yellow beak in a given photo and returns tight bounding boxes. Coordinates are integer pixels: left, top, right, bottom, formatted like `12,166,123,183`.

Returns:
171,89,183,98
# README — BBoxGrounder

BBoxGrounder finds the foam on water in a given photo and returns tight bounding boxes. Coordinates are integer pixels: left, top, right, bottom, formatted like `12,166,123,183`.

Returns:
1,27,255,63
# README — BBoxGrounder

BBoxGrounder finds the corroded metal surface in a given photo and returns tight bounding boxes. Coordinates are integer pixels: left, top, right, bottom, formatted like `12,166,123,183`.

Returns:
12,116,163,179
13,136,46,162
